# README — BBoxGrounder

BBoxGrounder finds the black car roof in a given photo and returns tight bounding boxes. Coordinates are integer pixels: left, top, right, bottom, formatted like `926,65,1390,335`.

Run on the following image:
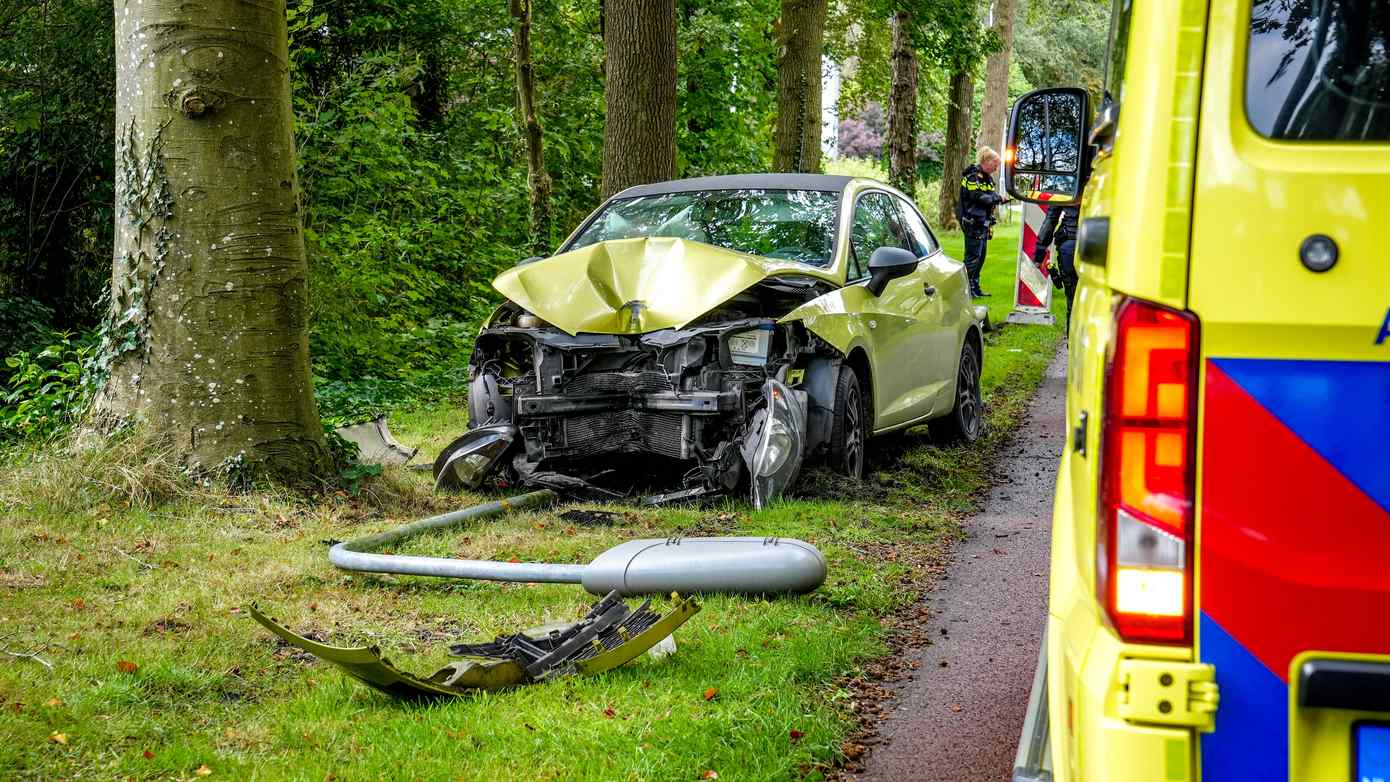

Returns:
612,174,856,199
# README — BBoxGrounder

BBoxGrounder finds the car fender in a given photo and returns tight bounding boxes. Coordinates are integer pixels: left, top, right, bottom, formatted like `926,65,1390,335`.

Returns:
779,286,875,356
800,356,843,455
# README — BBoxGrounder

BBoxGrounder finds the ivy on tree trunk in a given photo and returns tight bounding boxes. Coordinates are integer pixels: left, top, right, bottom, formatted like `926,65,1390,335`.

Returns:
510,0,552,254
773,0,827,173
600,0,676,200
99,0,331,484
887,10,919,197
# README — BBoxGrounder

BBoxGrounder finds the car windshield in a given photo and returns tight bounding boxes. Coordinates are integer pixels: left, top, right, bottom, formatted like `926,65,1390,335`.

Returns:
568,189,841,267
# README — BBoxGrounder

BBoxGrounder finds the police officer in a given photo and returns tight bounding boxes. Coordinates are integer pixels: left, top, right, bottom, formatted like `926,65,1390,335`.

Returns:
1032,202,1080,330
958,147,1007,298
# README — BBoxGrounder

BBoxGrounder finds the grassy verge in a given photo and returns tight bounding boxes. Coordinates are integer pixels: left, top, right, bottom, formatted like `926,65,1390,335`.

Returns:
0,221,1063,781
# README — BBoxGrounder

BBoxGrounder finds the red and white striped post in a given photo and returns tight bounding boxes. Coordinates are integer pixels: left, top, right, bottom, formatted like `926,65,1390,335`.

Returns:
1006,198,1056,326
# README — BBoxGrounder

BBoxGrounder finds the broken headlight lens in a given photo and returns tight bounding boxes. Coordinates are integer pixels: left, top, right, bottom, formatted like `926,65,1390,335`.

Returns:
756,415,795,477
434,425,518,491
743,380,807,508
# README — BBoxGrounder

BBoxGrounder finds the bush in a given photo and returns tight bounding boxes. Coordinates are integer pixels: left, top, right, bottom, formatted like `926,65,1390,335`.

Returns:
1,331,95,441
0,296,58,359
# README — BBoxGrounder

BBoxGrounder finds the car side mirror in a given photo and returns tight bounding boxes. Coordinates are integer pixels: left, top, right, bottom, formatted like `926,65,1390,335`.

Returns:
1003,87,1091,206
866,246,918,297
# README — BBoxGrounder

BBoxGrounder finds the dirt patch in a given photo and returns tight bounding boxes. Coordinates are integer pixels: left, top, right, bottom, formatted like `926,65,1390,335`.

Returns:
0,572,47,589
143,617,193,635
558,509,623,527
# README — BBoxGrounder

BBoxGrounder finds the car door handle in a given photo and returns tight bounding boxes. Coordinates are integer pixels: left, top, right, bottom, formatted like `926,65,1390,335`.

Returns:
923,284,936,296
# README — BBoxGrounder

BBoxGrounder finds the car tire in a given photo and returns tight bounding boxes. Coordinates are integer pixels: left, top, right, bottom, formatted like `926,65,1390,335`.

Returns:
929,338,984,443
827,365,867,479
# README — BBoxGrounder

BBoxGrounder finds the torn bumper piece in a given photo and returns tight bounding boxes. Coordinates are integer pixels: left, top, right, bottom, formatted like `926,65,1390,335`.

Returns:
250,591,700,699
333,415,419,466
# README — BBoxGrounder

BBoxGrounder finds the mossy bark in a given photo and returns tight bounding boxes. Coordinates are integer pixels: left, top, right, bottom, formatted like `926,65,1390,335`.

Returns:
772,0,827,173
510,0,552,254
887,10,919,196
937,69,974,231
99,0,331,483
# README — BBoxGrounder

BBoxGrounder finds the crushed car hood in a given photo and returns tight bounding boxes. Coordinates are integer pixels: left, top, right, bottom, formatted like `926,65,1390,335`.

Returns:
492,237,838,335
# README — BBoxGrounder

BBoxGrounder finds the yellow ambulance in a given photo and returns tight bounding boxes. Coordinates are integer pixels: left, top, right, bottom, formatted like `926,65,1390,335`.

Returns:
1004,1,1390,780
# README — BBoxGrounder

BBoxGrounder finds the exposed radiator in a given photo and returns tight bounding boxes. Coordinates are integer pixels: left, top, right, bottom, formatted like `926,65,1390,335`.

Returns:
559,370,675,395
558,410,690,460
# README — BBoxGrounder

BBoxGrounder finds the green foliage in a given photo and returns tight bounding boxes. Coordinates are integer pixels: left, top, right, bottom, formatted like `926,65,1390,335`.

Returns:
676,0,780,176
313,363,469,427
1014,0,1110,99
0,295,56,358
830,0,998,173
1,331,93,440
0,0,114,326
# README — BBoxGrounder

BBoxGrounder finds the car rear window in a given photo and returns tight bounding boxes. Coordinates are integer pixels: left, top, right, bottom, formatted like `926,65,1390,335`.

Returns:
568,189,840,267
1246,0,1390,140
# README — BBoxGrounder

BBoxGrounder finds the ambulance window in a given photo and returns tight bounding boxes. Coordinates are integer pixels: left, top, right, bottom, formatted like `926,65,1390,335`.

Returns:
1246,0,1390,140
1103,0,1134,101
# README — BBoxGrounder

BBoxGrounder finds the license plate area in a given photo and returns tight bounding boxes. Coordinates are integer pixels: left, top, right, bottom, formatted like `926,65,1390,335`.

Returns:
1290,654,1390,782
1356,722,1390,782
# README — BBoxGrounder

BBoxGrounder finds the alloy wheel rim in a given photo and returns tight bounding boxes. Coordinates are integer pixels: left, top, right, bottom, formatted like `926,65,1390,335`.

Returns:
846,383,865,476
959,348,982,438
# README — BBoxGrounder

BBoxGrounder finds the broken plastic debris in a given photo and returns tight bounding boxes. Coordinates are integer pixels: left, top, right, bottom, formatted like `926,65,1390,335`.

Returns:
249,592,699,699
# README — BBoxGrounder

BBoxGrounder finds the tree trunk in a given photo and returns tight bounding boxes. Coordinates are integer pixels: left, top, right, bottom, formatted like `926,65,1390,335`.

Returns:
99,0,330,483
975,0,1019,153
510,0,552,254
937,69,975,231
887,10,918,196
772,0,827,173
601,0,676,200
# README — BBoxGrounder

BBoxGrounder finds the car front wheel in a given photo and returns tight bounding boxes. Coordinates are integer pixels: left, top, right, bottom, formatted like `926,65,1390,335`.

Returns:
827,365,867,479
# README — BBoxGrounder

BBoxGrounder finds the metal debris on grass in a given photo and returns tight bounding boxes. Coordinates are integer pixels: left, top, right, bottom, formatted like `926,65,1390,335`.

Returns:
249,591,700,699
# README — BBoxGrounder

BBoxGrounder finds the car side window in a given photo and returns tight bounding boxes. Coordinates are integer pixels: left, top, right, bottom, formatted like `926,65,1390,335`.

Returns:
848,192,914,281
893,196,938,257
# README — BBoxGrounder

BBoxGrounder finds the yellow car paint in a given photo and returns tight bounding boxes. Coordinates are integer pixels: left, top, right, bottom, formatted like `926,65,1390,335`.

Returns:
492,236,839,336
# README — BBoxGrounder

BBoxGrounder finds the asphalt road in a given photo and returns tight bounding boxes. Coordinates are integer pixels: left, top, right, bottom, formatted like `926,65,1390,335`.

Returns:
859,347,1066,781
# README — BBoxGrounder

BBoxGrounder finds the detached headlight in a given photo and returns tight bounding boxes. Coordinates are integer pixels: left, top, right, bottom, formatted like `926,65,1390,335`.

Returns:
755,410,796,477
742,380,808,508
434,425,518,491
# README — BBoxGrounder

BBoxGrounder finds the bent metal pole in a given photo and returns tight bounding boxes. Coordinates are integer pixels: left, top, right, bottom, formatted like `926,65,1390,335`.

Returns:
328,489,584,584
327,489,828,595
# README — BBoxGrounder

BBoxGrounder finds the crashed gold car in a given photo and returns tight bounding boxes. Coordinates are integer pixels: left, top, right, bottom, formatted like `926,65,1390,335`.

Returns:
435,174,988,506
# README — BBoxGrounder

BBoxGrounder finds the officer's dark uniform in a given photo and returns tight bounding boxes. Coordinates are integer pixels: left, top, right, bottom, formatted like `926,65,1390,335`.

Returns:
958,163,1005,297
1033,203,1080,329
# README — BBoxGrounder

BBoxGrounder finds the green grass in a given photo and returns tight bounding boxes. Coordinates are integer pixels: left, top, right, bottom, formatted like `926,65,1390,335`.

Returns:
0,225,1061,781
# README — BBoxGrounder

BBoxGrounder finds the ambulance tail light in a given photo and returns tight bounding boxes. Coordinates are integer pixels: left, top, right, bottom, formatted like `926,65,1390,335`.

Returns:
1098,297,1198,645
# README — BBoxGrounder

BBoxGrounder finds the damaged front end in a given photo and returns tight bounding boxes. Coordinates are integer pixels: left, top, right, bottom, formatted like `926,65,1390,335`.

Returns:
437,241,839,507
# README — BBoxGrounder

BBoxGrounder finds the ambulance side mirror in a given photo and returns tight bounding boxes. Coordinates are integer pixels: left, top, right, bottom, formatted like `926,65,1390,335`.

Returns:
1003,87,1091,206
